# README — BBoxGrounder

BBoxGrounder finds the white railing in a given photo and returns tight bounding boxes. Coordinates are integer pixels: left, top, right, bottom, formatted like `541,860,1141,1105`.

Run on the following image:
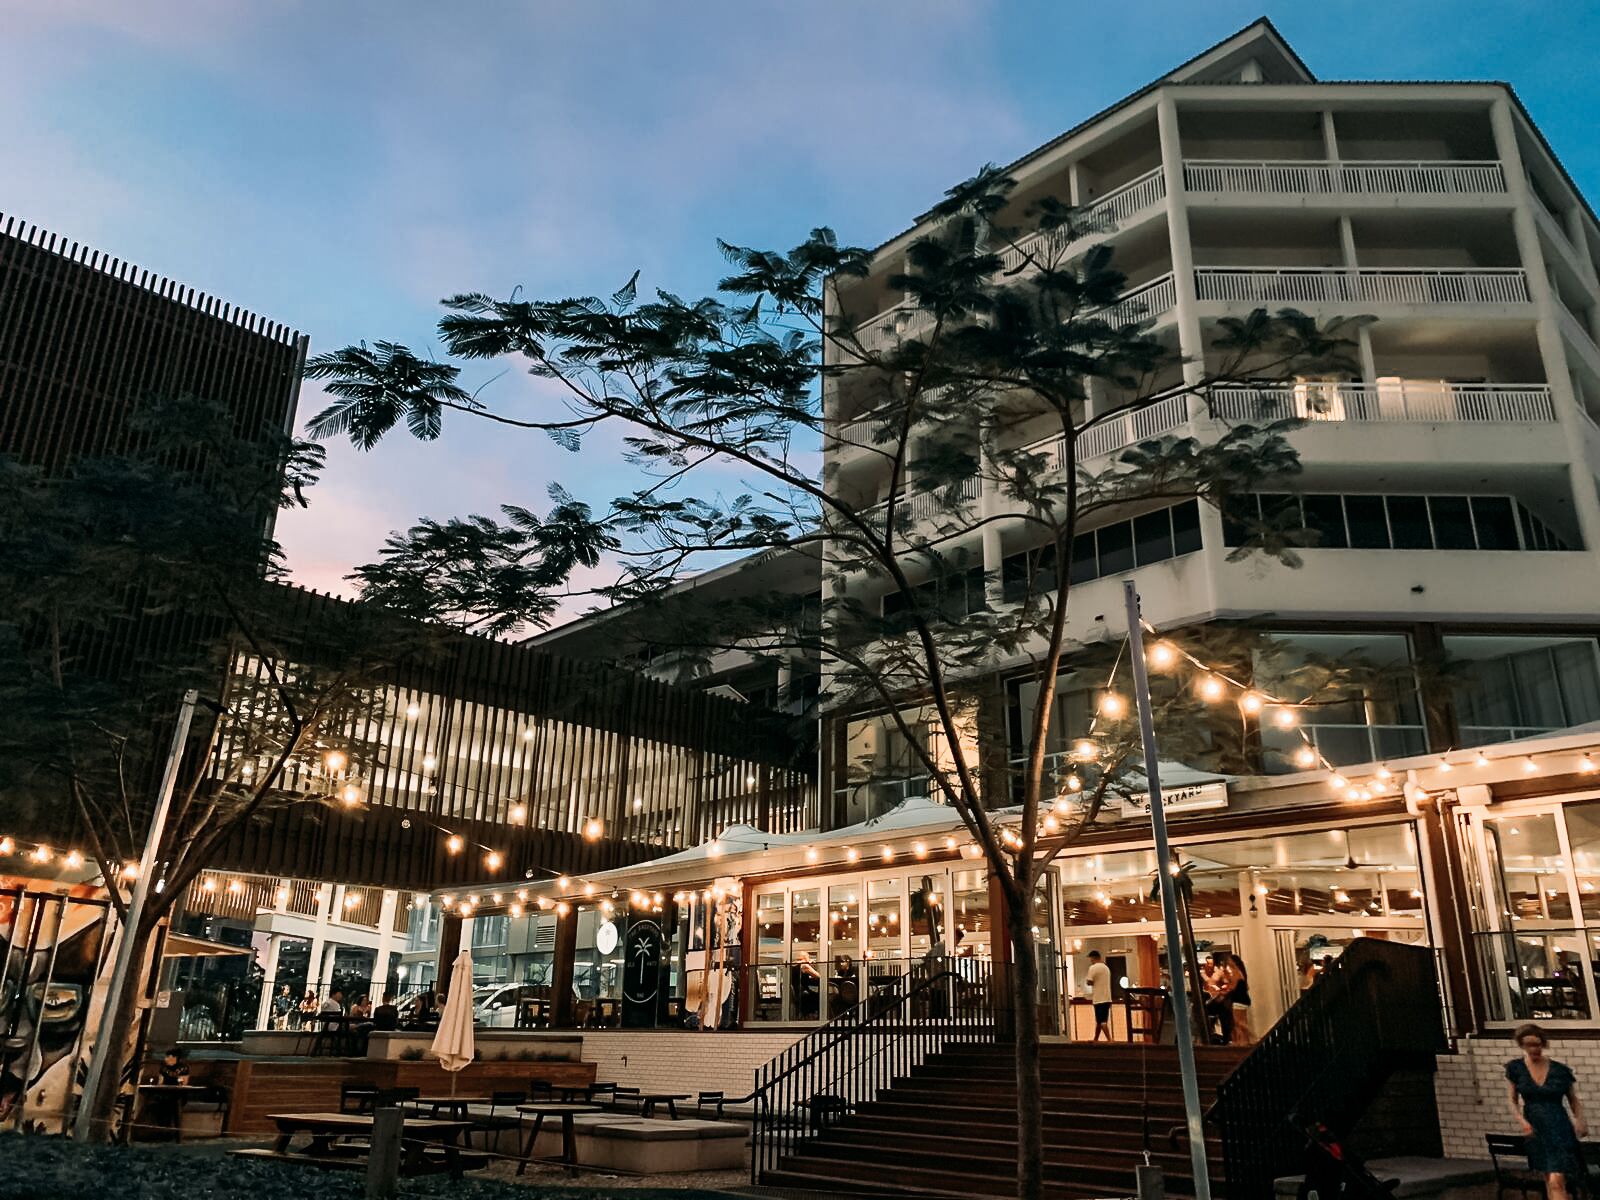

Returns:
1194,267,1530,306
854,305,936,354
833,407,897,448
1099,272,1177,326
859,476,981,531
1024,392,1192,470
996,167,1167,273
1209,382,1556,424
1183,159,1506,196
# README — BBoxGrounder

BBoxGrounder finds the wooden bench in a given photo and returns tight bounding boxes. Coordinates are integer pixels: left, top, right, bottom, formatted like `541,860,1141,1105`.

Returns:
232,1111,484,1179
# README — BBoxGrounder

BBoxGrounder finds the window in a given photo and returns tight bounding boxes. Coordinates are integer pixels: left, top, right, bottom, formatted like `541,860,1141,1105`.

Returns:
882,564,986,620
1445,635,1600,745
1252,632,1426,769
1225,493,1574,552
1001,500,1203,603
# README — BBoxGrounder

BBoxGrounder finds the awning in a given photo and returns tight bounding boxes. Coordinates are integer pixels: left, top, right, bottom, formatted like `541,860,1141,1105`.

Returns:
162,933,253,958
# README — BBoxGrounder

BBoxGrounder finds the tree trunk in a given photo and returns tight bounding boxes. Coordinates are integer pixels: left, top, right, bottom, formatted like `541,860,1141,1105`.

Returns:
1010,921,1045,1200
77,918,156,1143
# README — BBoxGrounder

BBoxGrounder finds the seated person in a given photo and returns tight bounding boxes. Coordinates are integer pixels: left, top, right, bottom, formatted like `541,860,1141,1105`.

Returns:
145,1049,189,1137
371,991,400,1032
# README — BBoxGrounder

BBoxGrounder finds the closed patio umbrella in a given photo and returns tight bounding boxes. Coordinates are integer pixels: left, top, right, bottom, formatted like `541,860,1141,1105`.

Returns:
429,950,475,1096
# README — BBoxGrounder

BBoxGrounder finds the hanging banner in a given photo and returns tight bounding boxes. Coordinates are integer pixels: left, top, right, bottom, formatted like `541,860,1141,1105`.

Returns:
621,917,665,1028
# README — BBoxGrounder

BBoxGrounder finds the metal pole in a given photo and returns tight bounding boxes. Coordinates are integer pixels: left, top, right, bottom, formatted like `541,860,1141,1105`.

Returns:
73,688,198,1141
1122,581,1212,1200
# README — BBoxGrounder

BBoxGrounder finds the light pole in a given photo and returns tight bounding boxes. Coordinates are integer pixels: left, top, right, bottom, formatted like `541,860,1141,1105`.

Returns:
1122,582,1212,1200
73,688,198,1142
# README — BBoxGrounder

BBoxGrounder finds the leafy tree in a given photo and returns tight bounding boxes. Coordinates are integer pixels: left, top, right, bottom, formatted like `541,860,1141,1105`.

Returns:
305,167,1368,1199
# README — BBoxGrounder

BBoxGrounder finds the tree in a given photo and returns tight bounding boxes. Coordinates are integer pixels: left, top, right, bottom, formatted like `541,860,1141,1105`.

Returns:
305,167,1369,1198
0,395,590,1140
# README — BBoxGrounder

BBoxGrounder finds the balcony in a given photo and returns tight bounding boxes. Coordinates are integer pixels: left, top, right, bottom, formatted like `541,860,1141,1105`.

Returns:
996,166,1168,274
1194,267,1530,306
857,477,981,534
1210,381,1556,425
1022,391,1192,469
1184,159,1507,197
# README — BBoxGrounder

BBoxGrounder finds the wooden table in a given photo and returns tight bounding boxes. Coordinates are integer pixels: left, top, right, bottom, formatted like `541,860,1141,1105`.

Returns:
134,1083,210,1141
557,1082,613,1103
256,1111,476,1177
516,1102,600,1176
640,1091,692,1120
408,1094,491,1118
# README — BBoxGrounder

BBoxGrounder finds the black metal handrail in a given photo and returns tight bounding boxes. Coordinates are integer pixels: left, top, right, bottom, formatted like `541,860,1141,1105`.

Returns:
749,957,999,1182
1212,938,1446,1200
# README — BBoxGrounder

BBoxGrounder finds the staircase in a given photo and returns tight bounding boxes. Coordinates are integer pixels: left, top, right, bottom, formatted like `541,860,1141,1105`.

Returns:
761,1042,1246,1199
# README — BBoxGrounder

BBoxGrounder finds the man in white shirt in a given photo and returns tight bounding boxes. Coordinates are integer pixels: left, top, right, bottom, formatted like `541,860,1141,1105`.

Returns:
1083,951,1113,1042
318,987,345,1015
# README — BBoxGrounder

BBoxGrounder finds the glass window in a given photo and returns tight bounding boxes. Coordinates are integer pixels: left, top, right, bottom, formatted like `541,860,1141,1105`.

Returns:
1429,496,1475,550
1565,804,1600,923
1068,531,1097,584
1345,495,1389,549
1097,521,1134,575
1445,635,1600,745
908,874,946,958
791,889,822,1020
1471,496,1519,549
1133,509,1175,566
1386,495,1432,550
1302,495,1348,549
1253,633,1424,769
952,869,992,959
828,883,860,960
1172,500,1203,555
1485,813,1573,922
866,878,904,961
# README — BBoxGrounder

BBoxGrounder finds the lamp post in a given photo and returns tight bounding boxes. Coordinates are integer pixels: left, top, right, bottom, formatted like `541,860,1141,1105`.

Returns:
1121,582,1212,1200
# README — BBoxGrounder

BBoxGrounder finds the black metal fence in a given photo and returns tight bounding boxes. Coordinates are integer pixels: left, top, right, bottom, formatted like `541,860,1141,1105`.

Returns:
1212,937,1447,1200
749,958,999,1183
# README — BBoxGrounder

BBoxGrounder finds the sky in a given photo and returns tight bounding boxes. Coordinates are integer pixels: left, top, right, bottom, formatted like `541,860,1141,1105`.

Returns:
5,0,1599,619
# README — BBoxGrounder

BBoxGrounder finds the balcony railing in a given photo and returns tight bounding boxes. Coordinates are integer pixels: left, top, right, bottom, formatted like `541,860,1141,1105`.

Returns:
996,166,1167,273
1099,271,1177,326
1194,266,1530,306
858,476,981,533
1210,381,1556,425
1024,391,1191,469
1184,159,1507,196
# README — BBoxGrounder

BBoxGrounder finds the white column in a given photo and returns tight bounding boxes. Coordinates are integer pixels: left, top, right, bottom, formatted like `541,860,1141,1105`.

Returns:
1490,97,1600,550
776,657,795,712
1564,206,1599,290
373,889,400,999
1338,216,1378,384
255,933,285,1030
1156,94,1205,392
1319,110,1340,165
303,883,333,997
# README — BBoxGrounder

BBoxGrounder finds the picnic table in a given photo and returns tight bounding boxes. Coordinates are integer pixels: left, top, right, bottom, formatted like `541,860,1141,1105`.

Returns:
516,1102,600,1176
232,1111,483,1178
640,1091,692,1120
407,1094,491,1118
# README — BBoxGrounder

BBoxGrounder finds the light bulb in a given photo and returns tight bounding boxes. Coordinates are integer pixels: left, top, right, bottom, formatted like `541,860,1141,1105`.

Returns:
1199,676,1225,702
1583,754,1598,774
913,841,927,859
1073,739,1099,761
0,837,13,856
1375,765,1393,781
1437,757,1453,773
446,834,463,854
1239,691,1264,715
31,845,49,864
64,849,83,870
521,728,535,741
485,851,502,871
1330,774,1349,791
1098,693,1126,718
421,754,437,771
805,846,819,862
1274,708,1299,729
1474,751,1490,768
510,804,526,822
341,784,361,805
880,846,894,862
324,750,347,772
846,847,859,863
201,876,216,891
584,818,603,840
707,839,723,857
122,862,139,879
1523,757,1539,774
510,903,523,917
583,882,595,897
1294,746,1317,768
275,886,289,904
557,875,571,890
405,703,420,720
227,878,243,894
1148,641,1177,669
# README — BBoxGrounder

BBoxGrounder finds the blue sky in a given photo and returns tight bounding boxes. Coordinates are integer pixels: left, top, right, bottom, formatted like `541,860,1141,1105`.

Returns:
5,1,1597,612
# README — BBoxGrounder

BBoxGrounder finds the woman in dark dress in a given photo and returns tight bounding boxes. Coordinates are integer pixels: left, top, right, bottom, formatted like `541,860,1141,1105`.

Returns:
1506,1023,1587,1200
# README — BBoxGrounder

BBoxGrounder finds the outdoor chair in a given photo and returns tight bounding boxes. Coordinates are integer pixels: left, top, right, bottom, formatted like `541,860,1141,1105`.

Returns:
477,1090,528,1149
609,1086,643,1114
529,1079,555,1102
1124,986,1171,1044
1486,1133,1547,1200
374,1086,420,1110
340,1083,379,1114
696,1091,726,1119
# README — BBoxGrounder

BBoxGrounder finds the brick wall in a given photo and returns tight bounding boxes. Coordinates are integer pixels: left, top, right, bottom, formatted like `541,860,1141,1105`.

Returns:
577,1030,807,1098
1435,1035,1600,1158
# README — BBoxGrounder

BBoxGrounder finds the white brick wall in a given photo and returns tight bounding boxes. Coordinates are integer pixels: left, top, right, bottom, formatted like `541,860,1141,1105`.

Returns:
1436,1035,1600,1158
576,1030,807,1099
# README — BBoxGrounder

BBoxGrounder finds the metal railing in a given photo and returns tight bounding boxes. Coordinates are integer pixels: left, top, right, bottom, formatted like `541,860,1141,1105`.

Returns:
997,167,1168,273
858,476,981,533
1024,390,1191,470
1212,938,1447,1200
1099,271,1177,326
1210,382,1556,425
1184,159,1507,196
750,959,998,1183
1194,266,1530,306
1470,927,1595,1023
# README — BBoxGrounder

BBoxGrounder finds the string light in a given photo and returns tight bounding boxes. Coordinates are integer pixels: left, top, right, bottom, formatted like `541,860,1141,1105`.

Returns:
422,754,438,771
340,784,362,805
1239,691,1264,715
1437,757,1454,773
1072,739,1099,762
509,903,523,918
557,876,571,890
707,839,723,858
584,819,604,840
30,845,50,864
405,703,420,719
880,846,895,863
275,886,289,905
1198,676,1226,702
484,851,503,871
944,836,958,851
0,837,13,856
123,863,139,880
1474,751,1490,768
64,849,83,870
446,834,463,854
344,892,360,909
521,728,535,741
1523,756,1539,774
1329,774,1349,791
1582,754,1598,774
510,804,526,823
1148,641,1177,669
227,878,243,894
1273,709,1299,729
200,876,215,891
1375,765,1393,781
1066,774,1083,792
846,848,859,863
805,847,819,863
1293,746,1317,768
913,842,928,859
1098,693,1126,718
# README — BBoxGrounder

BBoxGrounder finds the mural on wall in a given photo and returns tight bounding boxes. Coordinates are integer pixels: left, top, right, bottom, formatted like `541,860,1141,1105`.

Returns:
0,883,115,1133
696,877,743,1032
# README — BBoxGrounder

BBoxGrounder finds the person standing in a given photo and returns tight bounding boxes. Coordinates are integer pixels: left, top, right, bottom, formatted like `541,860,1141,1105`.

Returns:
1083,950,1113,1042
1227,953,1254,1045
1506,1023,1587,1200
1204,951,1235,1045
